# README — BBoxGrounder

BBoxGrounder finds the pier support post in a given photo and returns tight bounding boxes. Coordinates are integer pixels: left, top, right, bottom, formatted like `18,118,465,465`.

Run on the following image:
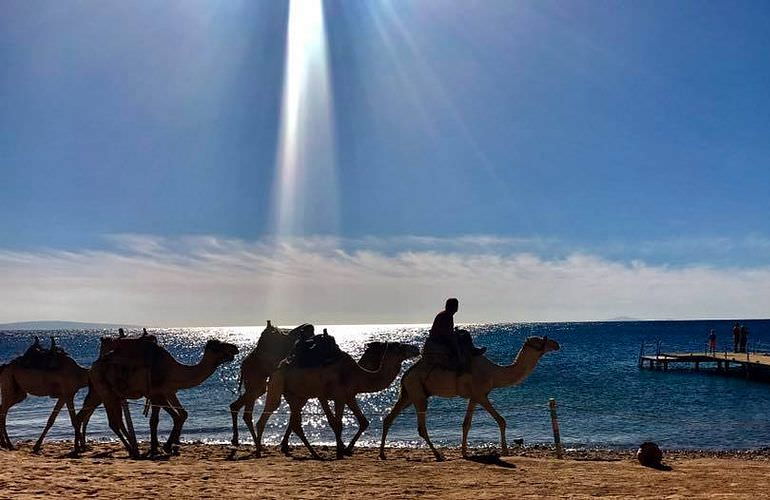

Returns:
549,398,563,459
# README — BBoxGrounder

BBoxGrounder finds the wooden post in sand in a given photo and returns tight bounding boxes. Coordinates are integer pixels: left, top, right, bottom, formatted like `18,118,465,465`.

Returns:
549,398,563,459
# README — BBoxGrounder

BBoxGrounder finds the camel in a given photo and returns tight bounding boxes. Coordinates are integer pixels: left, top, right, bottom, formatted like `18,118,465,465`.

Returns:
254,340,420,459
379,335,560,461
81,337,238,458
229,321,314,447
75,331,159,451
0,338,89,453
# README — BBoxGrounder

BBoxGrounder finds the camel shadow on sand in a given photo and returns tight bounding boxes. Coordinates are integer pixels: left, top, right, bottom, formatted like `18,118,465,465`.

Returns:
464,453,516,469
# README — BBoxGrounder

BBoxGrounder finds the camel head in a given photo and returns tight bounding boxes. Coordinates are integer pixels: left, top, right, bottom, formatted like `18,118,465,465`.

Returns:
360,341,420,368
357,341,421,372
523,336,560,354
204,339,239,364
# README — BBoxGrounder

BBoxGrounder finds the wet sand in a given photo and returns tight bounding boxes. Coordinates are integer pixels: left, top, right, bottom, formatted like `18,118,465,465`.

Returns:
2,442,770,499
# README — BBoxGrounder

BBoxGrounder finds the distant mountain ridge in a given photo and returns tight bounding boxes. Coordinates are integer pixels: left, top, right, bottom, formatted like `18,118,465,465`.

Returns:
0,320,140,331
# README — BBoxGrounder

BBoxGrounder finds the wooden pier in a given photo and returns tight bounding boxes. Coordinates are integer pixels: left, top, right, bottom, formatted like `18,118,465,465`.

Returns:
639,348,770,379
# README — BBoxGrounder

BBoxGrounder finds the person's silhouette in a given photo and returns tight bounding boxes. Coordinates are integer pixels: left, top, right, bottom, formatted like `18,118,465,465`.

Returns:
427,298,486,371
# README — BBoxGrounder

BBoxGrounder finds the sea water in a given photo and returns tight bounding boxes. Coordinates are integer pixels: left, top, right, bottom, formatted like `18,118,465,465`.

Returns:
1,320,768,450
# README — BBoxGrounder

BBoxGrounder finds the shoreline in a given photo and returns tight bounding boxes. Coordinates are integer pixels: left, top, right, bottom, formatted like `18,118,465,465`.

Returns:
3,442,770,498
11,439,770,461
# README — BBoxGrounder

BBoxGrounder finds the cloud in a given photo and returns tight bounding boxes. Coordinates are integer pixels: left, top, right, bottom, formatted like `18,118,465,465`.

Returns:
0,235,768,326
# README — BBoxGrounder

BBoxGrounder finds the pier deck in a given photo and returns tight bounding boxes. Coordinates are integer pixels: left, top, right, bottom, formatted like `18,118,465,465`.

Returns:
639,351,770,376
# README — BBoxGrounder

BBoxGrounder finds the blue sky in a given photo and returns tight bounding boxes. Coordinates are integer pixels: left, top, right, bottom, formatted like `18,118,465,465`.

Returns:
1,1,769,324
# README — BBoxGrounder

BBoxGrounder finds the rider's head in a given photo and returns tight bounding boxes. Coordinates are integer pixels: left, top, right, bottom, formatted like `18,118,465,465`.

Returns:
445,298,459,314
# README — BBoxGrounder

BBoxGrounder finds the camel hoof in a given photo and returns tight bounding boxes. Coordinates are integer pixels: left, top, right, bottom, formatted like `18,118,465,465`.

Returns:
435,454,446,462
378,452,387,461
32,445,42,454
163,444,180,456
280,446,291,456
343,446,354,457
501,448,510,457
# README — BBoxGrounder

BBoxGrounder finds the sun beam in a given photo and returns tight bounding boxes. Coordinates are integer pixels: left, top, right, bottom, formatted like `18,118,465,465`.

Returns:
272,0,339,238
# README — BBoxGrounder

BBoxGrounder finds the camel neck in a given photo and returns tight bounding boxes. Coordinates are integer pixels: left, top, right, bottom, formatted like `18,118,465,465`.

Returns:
352,355,403,394
493,346,544,388
167,351,220,390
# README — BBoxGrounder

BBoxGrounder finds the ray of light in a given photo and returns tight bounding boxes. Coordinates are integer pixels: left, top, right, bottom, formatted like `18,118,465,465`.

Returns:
272,0,339,237
372,3,509,194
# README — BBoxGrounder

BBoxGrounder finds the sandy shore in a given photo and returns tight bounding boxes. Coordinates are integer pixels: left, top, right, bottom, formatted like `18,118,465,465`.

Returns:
2,442,770,499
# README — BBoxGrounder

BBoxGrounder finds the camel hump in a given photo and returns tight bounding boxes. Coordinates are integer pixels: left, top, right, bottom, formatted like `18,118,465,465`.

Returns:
255,323,315,359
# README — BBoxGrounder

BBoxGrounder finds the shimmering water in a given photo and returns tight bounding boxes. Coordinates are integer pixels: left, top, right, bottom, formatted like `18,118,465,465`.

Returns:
1,320,769,450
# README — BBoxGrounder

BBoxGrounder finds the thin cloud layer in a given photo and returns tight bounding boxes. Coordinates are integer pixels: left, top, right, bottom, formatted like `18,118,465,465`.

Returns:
0,235,768,326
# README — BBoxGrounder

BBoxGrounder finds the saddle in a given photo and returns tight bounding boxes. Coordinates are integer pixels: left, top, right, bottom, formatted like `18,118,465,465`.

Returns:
17,338,65,371
422,330,486,373
288,330,343,368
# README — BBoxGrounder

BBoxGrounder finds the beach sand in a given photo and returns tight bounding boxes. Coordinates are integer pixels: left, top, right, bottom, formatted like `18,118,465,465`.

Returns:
2,442,770,499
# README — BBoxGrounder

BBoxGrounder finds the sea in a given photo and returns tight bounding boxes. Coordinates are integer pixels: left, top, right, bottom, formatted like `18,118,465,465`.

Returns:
1,320,769,451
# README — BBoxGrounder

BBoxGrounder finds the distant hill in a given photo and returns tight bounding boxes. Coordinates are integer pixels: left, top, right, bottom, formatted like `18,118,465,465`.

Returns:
0,320,140,331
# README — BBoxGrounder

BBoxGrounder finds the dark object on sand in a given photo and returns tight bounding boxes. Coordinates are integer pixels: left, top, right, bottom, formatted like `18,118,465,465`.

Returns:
637,442,664,468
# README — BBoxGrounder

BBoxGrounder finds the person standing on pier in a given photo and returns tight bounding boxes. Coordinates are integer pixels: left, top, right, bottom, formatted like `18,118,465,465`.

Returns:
739,324,749,353
708,329,717,354
733,322,741,353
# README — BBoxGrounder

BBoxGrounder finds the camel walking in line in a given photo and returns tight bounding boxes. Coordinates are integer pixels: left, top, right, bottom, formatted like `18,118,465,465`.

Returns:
0,338,89,453
75,331,159,452
254,341,420,459
83,338,238,458
229,321,314,447
379,335,560,461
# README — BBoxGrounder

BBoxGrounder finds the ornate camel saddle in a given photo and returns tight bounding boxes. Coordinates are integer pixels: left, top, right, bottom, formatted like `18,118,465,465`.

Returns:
288,330,344,368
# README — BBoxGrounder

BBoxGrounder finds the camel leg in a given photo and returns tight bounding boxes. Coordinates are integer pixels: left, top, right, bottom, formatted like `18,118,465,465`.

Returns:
122,401,138,451
344,398,369,456
287,398,321,460
320,399,345,459
163,393,187,454
0,386,26,451
75,388,102,452
147,398,163,457
254,385,282,458
230,377,266,447
461,400,477,458
65,399,81,455
104,399,138,458
279,421,292,455
414,397,443,461
229,392,246,447
32,398,65,453
379,391,412,460
478,397,508,456
242,380,267,449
